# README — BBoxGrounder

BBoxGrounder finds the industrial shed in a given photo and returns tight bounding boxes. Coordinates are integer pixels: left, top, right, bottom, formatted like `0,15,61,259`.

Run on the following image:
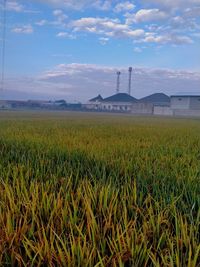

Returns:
170,95,200,117
140,93,170,115
171,95,200,110
101,93,137,112
139,93,170,106
84,92,171,114
154,95,200,117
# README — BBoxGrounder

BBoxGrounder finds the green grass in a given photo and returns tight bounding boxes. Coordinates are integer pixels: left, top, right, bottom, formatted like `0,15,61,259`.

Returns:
0,111,199,266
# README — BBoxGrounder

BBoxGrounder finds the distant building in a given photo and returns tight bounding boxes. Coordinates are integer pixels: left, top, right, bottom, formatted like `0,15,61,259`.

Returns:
83,93,170,115
170,95,200,110
84,92,170,114
84,94,103,110
154,95,200,117
139,93,170,115
86,94,200,117
139,93,170,106
170,95,200,117
0,100,11,109
0,100,69,110
101,93,137,112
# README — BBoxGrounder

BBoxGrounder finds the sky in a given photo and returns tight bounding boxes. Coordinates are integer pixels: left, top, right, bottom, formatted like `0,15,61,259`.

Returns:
0,0,200,102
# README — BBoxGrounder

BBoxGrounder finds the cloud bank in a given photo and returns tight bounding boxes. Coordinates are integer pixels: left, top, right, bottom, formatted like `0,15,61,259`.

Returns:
3,64,200,102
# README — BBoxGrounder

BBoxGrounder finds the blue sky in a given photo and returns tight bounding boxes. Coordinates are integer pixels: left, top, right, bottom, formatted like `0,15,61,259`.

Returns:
1,0,200,101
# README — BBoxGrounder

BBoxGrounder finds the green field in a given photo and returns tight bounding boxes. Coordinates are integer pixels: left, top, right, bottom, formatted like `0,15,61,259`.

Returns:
0,111,199,267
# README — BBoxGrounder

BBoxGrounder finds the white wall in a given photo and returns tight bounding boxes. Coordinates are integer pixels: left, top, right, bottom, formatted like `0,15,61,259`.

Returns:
171,97,190,109
100,102,153,113
174,109,200,117
131,103,153,114
83,102,101,110
154,106,173,116
189,97,200,110
100,102,132,112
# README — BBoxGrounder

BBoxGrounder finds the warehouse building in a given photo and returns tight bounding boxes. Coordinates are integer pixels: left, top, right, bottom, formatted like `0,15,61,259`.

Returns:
171,95,200,110
84,92,169,114
154,95,200,117
139,93,170,106
171,95,200,117
100,93,137,112
84,67,200,117
85,94,200,117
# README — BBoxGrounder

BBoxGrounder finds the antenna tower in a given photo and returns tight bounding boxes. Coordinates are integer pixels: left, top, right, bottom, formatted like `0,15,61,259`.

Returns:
128,67,133,95
116,71,121,94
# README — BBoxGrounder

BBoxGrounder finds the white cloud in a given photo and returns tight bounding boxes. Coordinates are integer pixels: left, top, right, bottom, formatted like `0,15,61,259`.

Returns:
17,0,199,47
52,9,68,25
35,19,48,26
53,9,67,20
142,34,193,44
114,1,135,13
173,35,194,44
70,17,145,39
71,17,125,31
99,37,109,45
134,47,142,53
56,32,76,39
53,9,63,16
5,1,39,13
92,0,112,11
35,9,68,28
12,24,34,34
124,29,145,38
170,16,185,26
6,1,24,12
35,10,68,28
126,9,168,24
68,15,194,45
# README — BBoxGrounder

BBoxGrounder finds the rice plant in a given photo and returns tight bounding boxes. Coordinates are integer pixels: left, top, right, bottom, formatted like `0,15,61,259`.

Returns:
0,111,199,266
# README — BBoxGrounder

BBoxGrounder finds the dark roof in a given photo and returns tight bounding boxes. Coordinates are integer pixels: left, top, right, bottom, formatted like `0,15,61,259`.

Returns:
171,95,200,98
139,93,170,104
89,94,103,102
102,93,137,103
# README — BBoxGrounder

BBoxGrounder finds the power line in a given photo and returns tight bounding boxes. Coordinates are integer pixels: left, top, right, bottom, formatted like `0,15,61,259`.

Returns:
1,0,6,92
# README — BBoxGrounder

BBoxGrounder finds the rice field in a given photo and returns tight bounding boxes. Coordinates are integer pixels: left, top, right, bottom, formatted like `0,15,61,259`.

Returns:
0,111,199,267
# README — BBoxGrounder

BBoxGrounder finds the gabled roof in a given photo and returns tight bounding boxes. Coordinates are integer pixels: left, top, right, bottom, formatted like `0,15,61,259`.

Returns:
89,94,103,102
102,93,137,103
139,93,170,104
171,95,200,98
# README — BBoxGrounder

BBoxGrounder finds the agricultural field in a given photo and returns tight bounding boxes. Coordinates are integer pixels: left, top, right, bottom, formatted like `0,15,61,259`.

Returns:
0,111,199,267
